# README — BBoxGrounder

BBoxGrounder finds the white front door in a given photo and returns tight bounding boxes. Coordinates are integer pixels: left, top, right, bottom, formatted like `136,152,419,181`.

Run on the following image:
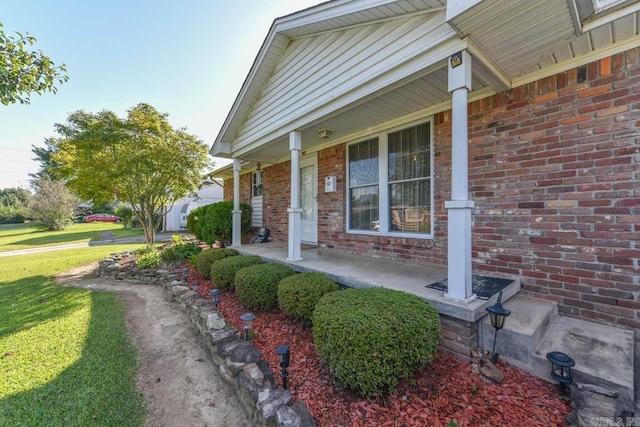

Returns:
300,155,317,244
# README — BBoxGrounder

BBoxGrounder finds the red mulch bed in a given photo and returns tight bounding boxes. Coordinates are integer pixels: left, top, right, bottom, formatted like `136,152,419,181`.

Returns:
184,267,571,427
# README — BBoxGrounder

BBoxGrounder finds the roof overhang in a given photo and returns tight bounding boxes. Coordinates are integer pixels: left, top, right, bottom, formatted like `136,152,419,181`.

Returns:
212,0,640,159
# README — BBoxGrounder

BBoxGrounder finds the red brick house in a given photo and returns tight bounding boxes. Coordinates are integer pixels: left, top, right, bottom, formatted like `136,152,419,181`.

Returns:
211,0,639,410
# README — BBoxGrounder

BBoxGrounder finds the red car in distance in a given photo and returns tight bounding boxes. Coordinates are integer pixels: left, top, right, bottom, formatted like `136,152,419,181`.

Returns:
84,213,122,223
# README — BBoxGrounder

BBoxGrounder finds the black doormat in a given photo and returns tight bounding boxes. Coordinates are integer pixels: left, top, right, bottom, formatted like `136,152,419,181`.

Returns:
426,275,514,300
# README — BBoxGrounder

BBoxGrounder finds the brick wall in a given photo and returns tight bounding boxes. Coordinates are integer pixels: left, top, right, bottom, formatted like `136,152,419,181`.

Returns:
263,161,291,243
465,49,640,329
235,48,639,329
222,173,252,204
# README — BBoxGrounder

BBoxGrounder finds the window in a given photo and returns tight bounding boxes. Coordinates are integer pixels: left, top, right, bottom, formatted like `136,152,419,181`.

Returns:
347,120,433,237
348,138,379,231
252,171,263,197
388,123,431,233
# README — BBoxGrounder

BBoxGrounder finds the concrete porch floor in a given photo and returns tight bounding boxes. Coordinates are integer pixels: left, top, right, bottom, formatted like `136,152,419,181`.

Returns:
234,242,520,323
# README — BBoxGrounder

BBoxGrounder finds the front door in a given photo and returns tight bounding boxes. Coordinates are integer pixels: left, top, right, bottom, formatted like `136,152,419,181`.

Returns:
300,155,317,244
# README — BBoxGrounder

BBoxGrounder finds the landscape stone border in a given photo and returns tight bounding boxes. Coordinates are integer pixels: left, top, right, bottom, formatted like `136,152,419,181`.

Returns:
97,255,316,427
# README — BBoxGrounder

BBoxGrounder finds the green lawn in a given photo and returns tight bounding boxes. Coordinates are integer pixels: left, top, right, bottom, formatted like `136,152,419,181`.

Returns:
0,222,143,253
0,244,145,426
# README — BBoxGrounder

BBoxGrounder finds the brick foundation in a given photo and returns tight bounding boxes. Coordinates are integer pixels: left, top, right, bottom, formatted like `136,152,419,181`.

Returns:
439,314,479,359
224,47,640,330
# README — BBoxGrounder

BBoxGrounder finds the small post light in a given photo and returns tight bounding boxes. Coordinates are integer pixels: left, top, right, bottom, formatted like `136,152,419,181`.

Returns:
546,351,575,395
181,268,189,281
274,344,291,390
191,281,199,293
486,290,511,363
240,313,255,341
209,289,221,308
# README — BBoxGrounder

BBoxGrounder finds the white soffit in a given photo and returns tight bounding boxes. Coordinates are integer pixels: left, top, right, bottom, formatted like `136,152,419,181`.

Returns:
449,0,640,83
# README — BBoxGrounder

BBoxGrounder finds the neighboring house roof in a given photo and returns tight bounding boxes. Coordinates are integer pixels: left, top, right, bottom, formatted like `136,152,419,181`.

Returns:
210,0,640,168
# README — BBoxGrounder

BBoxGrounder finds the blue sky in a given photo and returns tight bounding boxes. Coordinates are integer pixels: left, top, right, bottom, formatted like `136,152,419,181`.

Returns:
0,0,321,189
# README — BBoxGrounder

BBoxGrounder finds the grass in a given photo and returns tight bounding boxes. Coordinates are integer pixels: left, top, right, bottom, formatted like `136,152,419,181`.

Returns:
0,244,146,426
0,222,143,253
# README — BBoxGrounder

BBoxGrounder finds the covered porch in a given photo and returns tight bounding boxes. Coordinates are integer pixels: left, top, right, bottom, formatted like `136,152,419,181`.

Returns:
234,242,520,324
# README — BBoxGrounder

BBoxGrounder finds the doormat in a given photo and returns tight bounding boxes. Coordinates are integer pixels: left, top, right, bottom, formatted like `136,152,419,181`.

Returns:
426,275,514,300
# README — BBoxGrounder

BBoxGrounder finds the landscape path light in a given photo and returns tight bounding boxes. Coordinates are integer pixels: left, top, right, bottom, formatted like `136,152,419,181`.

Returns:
546,351,575,395
209,289,220,308
486,290,511,363
274,344,291,389
240,313,255,341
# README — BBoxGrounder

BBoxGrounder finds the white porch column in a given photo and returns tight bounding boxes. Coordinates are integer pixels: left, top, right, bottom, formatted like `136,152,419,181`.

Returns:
445,51,476,302
287,131,303,261
232,158,242,247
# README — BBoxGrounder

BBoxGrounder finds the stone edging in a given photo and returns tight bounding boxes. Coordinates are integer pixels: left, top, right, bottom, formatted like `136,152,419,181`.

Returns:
97,257,316,427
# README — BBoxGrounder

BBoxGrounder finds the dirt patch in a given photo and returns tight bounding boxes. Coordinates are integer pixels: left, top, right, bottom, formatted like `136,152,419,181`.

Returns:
55,263,251,427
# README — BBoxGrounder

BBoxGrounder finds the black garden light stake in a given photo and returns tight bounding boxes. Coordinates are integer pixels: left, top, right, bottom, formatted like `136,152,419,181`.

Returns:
240,313,255,341
546,351,575,395
181,268,189,281
275,344,290,390
209,289,221,308
486,290,511,363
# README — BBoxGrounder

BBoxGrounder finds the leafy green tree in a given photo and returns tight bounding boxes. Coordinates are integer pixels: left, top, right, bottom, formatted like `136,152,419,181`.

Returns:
114,206,133,228
0,23,69,105
30,137,63,180
0,187,31,224
51,103,210,244
29,176,78,230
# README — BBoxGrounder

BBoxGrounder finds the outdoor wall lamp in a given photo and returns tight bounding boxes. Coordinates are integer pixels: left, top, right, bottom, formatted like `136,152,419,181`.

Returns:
240,313,255,341
486,290,511,363
546,351,575,395
181,268,189,281
209,289,220,308
275,344,290,390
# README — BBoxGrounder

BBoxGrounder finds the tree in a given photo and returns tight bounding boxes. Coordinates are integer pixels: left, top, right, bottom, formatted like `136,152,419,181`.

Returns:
29,176,77,230
51,103,210,244
0,22,69,105
0,187,32,224
30,137,63,180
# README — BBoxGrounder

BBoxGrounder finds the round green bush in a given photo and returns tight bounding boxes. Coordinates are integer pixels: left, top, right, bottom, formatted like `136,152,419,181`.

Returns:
312,287,440,397
196,248,239,279
210,255,263,290
278,272,339,322
235,263,295,311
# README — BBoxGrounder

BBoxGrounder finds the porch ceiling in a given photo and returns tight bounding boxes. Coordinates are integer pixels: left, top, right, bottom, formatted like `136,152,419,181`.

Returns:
237,66,489,163
449,0,640,82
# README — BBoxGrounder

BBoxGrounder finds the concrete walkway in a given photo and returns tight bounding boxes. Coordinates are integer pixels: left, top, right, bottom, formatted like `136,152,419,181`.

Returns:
0,233,184,258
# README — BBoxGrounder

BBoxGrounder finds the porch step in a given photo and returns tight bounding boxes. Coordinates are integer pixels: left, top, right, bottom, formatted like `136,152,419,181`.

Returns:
531,316,635,411
479,295,558,368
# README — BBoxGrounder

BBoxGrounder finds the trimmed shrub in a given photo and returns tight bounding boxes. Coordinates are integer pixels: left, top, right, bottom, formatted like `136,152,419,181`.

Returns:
187,201,252,245
278,272,339,322
235,263,295,311
210,255,263,290
196,248,239,279
313,287,440,397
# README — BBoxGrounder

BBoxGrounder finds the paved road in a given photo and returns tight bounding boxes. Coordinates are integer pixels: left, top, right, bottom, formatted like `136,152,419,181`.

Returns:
0,233,186,258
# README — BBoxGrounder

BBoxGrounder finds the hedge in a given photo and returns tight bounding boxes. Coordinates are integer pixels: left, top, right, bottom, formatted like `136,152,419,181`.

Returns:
210,255,263,290
313,287,440,397
196,248,239,279
278,272,339,322
235,263,295,311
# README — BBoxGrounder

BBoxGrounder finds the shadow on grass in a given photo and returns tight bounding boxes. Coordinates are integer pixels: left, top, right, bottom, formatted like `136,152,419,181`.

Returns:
0,290,145,426
0,276,85,340
6,230,105,248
